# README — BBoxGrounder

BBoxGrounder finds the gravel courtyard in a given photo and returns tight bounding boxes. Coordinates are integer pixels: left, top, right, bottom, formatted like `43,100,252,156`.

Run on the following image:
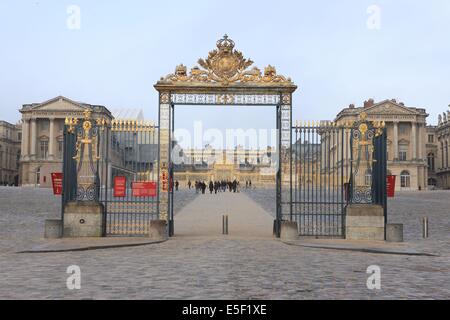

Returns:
0,186,448,299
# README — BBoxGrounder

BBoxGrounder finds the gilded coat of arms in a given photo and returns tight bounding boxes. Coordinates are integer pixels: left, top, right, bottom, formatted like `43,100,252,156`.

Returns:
161,35,292,85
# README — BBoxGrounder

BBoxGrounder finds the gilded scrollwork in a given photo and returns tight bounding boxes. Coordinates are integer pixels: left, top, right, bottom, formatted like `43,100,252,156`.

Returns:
160,35,293,85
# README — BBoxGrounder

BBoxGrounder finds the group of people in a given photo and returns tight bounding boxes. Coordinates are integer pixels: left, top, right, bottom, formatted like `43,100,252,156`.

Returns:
187,179,242,194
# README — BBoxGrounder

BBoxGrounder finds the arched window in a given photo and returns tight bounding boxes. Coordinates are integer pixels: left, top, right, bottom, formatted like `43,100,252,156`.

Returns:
365,169,372,186
36,167,41,185
428,153,435,171
400,170,410,188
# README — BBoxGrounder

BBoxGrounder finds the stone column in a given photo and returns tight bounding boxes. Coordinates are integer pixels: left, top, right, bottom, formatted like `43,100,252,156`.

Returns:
418,123,423,161
21,119,30,161
48,118,55,160
411,122,417,160
393,121,399,161
30,118,37,160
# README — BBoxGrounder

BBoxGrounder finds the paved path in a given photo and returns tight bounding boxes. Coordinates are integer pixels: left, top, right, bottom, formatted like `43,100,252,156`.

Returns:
175,192,274,239
0,187,449,299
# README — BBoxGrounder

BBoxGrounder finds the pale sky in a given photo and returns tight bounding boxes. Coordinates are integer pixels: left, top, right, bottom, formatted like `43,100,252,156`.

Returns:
0,0,449,132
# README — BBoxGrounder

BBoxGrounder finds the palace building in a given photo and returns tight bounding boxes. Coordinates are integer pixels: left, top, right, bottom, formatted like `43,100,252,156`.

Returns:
174,145,276,185
8,93,448,191
19,96,113,187
335,99,429,191
0,120,21,186
435,107,450,189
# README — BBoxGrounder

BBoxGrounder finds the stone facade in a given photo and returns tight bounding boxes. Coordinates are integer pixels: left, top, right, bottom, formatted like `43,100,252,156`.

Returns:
426,125,438,187
0,120,21,185
335,99,429,191
435,107,450,189
19,96,113,188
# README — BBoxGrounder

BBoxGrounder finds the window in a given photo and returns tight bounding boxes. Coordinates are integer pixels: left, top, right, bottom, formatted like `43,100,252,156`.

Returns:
400,170,410,188
39,119,49,131
428,135,434,143
365,169,372,186
446,142,449,168
399,152,407,161
40,141,49,159
0,145,3,167
428,153,435,171
399,123,408,135
16,151,20,170
58,140,63,158
398,145,408,161
18,132,22,141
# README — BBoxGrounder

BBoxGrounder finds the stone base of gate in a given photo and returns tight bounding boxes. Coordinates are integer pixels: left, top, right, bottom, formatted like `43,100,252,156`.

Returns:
149,220,168,240
346,204,385,241
63,202,104,238
280,221,299,241
45,219,62,239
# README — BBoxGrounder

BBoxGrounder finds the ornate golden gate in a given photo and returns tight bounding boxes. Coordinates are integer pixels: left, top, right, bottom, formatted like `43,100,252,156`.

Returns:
154,35,297,237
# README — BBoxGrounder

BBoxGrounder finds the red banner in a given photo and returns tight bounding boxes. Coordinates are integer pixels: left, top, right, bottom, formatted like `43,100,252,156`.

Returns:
114,176,127,197
51,173,63,195
387,175,396,198
132,182,157,197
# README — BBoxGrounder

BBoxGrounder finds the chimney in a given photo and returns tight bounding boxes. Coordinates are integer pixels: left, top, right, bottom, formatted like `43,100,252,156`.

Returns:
363,99,374,108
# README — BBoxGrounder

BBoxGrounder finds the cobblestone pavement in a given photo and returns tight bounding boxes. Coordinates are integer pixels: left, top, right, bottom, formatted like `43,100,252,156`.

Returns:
0,186,449,299
0,187,197,253
244,188,450,252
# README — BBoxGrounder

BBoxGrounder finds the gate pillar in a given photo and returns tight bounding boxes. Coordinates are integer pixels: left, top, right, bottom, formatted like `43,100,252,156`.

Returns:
157,92,171,235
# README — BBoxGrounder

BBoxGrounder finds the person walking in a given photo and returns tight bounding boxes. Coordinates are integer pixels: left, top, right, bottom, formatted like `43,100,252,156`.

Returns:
201,181,207,194
214,181,219,194
175,180,179,191
209,181,214,194
188,180,192,190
